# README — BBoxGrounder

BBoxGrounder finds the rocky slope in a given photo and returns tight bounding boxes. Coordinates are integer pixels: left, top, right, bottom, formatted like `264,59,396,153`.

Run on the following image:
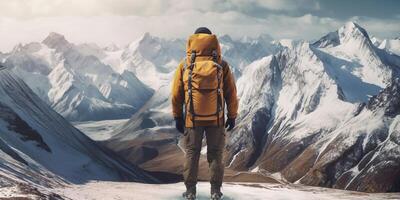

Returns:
0,66,157,197
228,22,400,192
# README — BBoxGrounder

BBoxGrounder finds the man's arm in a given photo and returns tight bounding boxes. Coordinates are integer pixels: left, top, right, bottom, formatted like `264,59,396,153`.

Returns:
171,61,185,119
222,61,238,119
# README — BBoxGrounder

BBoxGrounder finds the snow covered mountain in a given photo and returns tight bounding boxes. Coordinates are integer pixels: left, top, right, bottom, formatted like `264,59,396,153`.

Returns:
99,32,283,89
370,36,400,56
0,66,157,195
108,32,283,127
1,33,153,121
1,31,282,122
1,22,398,193
104,22,400,193
218,34,282,75
228,22,400,192
100,33,186,90
378,38,400,56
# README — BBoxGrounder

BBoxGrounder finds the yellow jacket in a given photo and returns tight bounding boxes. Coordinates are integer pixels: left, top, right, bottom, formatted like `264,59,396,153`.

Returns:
171,34,238,127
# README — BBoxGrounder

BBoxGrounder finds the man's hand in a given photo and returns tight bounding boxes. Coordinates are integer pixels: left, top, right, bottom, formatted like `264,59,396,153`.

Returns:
225,118,235,131
175,117,185,134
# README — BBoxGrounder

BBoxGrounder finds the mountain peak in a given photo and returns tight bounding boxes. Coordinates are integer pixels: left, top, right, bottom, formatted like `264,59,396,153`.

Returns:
219,34,233,43
343,21,359,29
126,32,155,51
139,32,155,42
257,33,274,42
11,43,24,53
104,43,120,51
313,21,371,48
370,36,382,46
42,32,70,49
131,32,160,47
43,32,67,42
338,21,370,40
143,32,151,37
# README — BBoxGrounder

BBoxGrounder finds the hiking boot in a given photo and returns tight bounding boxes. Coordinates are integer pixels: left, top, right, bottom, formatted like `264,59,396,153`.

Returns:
210,191,223,200
182,186,196,200
210,186,223,200
182,191,196,200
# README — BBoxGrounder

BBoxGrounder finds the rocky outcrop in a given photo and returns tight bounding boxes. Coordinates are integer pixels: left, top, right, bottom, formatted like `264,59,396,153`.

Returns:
283,78,400,192
224,22,400,192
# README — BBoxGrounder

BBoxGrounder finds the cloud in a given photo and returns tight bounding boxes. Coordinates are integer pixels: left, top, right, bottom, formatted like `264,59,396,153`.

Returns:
0,0,171,18
0,13,352,52
0,1,398,52
0,0,321,19
256,0,320,11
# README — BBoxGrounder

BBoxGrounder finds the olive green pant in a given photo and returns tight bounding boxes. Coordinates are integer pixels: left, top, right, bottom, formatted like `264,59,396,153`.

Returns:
183,126,225,189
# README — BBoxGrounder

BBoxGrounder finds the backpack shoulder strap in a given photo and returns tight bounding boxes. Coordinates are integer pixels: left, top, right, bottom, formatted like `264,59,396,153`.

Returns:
188,51,196,127
182,59,188,72
212,50,224,127
212,50,223,69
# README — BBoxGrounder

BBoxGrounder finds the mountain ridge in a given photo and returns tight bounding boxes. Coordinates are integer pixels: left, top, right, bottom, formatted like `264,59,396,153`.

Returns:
0,66,158,194
1,33,153,121
1,21,400,192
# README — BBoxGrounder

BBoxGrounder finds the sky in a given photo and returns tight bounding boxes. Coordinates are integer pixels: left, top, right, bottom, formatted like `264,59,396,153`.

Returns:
0,0,399,52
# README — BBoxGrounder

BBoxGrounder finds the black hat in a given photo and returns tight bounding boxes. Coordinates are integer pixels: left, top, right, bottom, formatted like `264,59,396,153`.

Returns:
194,27,212,34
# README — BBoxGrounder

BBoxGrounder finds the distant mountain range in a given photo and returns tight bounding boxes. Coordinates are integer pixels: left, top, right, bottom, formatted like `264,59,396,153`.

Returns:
1,33,153,121
0,31,284,121
1,21,399,193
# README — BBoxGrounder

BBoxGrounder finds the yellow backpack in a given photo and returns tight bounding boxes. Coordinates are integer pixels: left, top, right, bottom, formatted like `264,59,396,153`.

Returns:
182,34,224,126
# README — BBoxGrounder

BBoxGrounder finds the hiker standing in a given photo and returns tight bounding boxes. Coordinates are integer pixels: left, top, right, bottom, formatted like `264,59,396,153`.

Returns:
171,27,239,200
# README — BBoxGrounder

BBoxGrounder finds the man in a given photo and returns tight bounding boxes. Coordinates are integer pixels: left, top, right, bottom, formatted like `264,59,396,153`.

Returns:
171,27,238,200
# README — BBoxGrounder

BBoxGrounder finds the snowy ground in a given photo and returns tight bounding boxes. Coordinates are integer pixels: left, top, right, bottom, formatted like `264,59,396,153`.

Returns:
54,181,400,200
0,186,40,199
72,119,129,141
